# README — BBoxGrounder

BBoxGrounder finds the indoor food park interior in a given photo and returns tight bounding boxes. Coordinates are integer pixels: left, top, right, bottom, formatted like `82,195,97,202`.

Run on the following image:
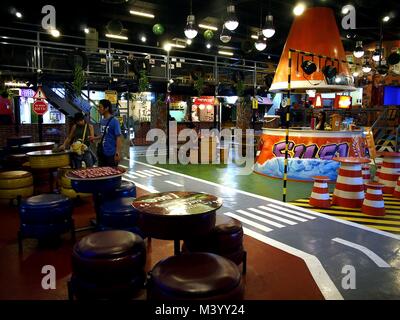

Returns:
0,0,400,301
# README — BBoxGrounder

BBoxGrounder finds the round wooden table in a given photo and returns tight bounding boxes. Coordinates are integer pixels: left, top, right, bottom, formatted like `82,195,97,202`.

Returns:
22,142,55,153
132,191,223,255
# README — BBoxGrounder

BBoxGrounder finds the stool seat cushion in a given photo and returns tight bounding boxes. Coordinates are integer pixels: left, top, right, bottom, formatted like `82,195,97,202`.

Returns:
100,197,137,216
72,231,146,281
0,170,31,180
149,253,243,299
105,180,136,199
99,197,139,229
214,214,242,234
22,194,71,208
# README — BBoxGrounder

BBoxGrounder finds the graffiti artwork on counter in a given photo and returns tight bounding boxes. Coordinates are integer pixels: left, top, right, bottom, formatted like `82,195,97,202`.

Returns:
272,141,350,160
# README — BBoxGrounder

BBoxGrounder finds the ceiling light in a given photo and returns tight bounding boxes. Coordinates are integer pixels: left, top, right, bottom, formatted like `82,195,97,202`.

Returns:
382,16,390,22
186,39,192,45
341,7,349,15
220,27,231,43
293,3,306,16
4,81,28,87
163,43,172,51
198,24,218,31
362,61,371,73
105,33,128,40
184,15,198,39
254,31,266,51
387,51,400,65
352,71,359,77
84,28,90,34
206,43,211,49
50,29,60,37
353,41,364,58
372,47,381,62
140,35,147,42
129,10,155,19
301,60,317,75
262,15,275,38
251,34,258,40
335,76,342,84
171,43,186,48
218,50,233,56
224,5,239,31
15,12,22,18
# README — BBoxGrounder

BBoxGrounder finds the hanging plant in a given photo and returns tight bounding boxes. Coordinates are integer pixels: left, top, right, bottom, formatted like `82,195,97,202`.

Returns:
73,64,86,95
194,76,205,96
138,69,150,93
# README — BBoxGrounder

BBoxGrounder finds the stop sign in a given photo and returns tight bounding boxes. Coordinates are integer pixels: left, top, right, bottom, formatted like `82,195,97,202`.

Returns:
33,100,48,115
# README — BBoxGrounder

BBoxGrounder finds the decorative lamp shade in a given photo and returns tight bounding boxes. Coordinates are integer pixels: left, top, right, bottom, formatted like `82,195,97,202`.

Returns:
270,7,355,93
314,94,323,108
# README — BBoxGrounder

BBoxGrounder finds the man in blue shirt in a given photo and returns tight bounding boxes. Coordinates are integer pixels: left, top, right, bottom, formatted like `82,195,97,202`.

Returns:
96,99,122,166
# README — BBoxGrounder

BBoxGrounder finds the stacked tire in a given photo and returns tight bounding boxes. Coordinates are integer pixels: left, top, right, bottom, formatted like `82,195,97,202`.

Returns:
69,230,146,300
0,171,34,203
58,167,90,199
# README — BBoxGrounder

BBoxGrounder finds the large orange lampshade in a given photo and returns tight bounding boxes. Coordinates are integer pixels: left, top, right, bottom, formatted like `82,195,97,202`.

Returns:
270,7,355,93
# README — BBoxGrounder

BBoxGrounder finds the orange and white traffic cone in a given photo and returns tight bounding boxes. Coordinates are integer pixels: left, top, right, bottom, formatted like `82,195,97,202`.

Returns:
378,152,400,194
362,164,371,190
393,176,400,199
332,157,369,208
309,176,331,208
362,182,385,216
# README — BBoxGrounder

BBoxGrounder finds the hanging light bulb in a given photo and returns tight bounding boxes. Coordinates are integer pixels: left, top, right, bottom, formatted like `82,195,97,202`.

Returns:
362,61,372,73
184,15,198,39
353,41,364,58
224,4,239,31
184,0,198,39
262,15,275,38
220,26,231,43
254,30,266,51
372,47,381,62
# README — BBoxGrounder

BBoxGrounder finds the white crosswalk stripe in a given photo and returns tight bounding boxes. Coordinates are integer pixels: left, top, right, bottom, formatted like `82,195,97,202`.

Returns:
128,171,147,178
136,170,155,177
247,208,297,225
124,173,138,179
258,206,308,222
267,204,317,220
236,210,285,228
149,169,169,176
143,169,162,176
224,212,273,233
164,180,184,187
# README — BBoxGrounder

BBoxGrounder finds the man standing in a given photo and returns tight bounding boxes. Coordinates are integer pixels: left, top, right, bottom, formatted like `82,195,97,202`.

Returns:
96,99,122,166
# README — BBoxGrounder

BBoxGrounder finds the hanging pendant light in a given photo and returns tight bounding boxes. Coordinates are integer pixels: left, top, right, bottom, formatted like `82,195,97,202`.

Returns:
220,26,231,43
372,46,381,62
262,15,275,38
184,0,198,39
224,4,239,31
255,30,267,51
362,60,372,73
353,41,364,58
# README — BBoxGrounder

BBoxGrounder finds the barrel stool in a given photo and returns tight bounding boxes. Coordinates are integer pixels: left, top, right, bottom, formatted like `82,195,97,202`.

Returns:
18,194,75,252
99,197,144,237
58,167,91,199
183,214,247,274
0,171,34,205
68,230,146,300
147,252,244,300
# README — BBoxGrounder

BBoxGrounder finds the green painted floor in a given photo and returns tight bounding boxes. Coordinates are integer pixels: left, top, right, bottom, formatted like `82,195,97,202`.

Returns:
134,156,335,202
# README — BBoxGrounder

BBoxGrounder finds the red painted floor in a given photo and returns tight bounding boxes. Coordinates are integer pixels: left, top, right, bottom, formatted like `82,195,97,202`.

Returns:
0,188,323,300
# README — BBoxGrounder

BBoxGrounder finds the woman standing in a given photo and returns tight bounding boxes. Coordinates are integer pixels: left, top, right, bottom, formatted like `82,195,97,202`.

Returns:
315,111,327,130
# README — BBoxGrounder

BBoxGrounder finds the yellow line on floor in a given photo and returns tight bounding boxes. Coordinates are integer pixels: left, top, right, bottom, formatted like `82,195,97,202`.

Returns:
335,217,400,233
291,202,400,215
291,208,400,220
294,198,400,206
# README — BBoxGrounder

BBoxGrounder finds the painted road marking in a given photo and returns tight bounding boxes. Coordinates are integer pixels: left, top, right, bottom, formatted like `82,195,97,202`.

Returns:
332,238,391,268
164,180,184,187
259,206,308,222
124,173,138,179
243,227,343,300
136,170,156,177
122,177,159,193
128,171,147,178
150,169,170,176
224,212,274,233
267,204,317,220
247,208,298,225
236,209,286,228
144,169,163,176
131,160,400,240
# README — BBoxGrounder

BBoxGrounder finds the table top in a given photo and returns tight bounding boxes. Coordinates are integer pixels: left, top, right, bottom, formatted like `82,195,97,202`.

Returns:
333,157,370,164
22,142,55,148
66,167,126,181
132,191,223,216
8,136,32,140
27,150,70,157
